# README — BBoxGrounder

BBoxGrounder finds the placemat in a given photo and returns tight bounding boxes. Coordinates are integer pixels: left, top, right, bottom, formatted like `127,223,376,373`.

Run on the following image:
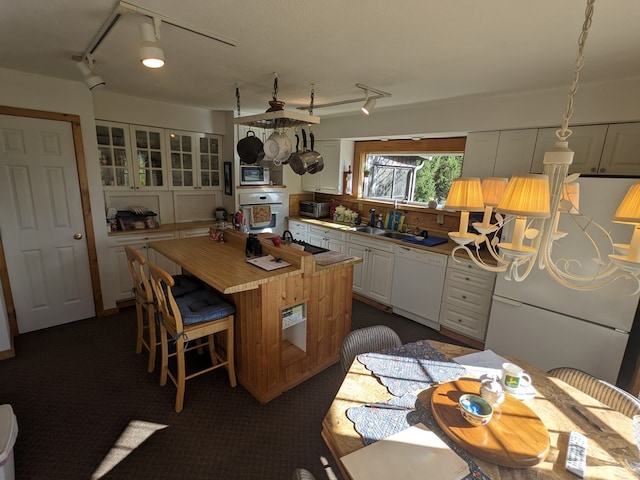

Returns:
346,393,490,480
401,236,448,247
357,340,467,396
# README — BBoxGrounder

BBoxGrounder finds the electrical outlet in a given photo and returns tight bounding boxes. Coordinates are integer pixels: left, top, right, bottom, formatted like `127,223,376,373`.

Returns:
358,203,363,210
436,214,444,225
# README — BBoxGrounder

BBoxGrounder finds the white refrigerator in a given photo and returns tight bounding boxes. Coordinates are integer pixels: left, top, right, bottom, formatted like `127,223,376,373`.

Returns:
485,177,640,384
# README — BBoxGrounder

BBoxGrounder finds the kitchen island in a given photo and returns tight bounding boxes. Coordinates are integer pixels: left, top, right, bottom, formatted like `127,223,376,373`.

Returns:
150,229,361,403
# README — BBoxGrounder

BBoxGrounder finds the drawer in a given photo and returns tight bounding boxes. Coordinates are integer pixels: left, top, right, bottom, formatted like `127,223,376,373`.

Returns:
439,303,489,341
448,258,497,282
442,279,492,315
309,225,345,241
346,233,395,253
108,231,176,247
446,265,496,291
179,227,210,238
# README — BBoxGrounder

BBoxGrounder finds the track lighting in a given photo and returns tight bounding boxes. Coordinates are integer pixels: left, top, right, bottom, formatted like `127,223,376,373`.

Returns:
361,94,376,115
76,54,106,91
139,18,165,68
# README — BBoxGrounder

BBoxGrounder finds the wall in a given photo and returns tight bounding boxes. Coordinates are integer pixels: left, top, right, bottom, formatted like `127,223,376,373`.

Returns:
313,77,640,141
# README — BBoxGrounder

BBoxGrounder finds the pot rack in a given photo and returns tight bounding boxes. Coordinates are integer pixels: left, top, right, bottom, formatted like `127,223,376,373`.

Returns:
233,75,320,130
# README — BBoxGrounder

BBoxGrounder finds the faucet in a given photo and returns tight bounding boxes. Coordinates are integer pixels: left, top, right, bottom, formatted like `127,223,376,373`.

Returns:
369,208,376,227
391,200,399,231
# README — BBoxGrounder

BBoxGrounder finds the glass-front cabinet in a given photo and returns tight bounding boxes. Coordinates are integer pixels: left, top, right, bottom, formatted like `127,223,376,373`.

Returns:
167,130,222,190
96,120,167,190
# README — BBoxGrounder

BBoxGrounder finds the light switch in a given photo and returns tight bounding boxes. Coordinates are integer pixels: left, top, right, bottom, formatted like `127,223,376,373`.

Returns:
437,214,444,225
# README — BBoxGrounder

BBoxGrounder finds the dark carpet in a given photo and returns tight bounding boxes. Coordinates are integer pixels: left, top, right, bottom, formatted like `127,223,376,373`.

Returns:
0,300,460,480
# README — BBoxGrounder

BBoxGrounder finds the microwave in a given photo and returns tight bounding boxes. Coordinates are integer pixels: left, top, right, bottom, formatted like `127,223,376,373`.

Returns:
240,165,270,185
299,201,331,219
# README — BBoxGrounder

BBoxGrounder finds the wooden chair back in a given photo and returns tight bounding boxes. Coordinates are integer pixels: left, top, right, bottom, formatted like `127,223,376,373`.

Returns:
147,261,184,337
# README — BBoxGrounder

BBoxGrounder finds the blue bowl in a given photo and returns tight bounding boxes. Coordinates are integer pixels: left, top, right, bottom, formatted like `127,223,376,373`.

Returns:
459,393,493,426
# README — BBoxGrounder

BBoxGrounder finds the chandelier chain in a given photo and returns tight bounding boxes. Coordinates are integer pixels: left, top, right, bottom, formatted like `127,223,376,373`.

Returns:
558,0,596,141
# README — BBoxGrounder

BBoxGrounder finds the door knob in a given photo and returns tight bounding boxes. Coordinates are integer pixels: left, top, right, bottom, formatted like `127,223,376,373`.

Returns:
73,233,83,240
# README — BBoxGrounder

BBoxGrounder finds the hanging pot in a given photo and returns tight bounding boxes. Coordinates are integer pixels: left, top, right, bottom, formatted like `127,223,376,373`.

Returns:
274,132,292,164
307,131,324,174
237,130,265,164
289,129,320,175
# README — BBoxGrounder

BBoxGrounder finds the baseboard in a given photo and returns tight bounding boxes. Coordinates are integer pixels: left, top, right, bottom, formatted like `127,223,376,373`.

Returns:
352,294,393,313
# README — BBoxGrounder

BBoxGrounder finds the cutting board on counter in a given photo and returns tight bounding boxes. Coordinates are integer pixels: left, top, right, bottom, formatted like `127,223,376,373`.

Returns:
401,236,448,247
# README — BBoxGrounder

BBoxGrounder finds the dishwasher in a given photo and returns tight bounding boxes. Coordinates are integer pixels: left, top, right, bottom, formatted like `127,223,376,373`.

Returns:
391,245,447,330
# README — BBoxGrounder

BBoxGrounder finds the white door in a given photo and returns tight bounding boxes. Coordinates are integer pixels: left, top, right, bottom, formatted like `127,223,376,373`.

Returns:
0,115,95,332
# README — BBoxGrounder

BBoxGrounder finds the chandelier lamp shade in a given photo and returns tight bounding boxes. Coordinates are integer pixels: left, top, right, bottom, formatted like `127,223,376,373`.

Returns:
139,19,165,68
445,0,640,291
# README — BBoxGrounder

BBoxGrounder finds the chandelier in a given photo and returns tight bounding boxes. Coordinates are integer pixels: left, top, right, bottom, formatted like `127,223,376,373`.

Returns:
445,0,640,292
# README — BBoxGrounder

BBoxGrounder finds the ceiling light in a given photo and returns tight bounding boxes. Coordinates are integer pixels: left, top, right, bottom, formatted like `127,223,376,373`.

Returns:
446,0,640,291
76,54,106,91
361,95,376,115
139,19,165,68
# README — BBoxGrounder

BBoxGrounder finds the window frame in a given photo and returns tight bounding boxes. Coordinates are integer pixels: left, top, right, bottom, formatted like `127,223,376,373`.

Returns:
352,137,466,208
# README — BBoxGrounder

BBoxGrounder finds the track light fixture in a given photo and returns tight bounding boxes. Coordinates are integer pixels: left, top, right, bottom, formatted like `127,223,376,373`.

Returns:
76,54,106,91
297,83,391,113
361,93,376,115
139,18,165,68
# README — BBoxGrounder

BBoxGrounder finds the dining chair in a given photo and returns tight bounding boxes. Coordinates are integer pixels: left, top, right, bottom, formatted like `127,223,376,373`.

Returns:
547,366,640,418
340,325,402,373
148,261,236,412
125,246,203,373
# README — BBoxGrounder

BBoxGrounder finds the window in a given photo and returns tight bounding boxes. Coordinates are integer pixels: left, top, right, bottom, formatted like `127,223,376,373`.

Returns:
357,138,465,206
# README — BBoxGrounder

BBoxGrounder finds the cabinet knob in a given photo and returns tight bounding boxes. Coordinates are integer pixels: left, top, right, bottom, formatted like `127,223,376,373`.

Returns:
462,295,467,299
599,168,605,173
590,167,597,172
457,318,462,323
465,277,470,281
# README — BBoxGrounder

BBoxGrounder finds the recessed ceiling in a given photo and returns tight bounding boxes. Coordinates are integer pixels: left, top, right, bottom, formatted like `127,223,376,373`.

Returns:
2,0,639,117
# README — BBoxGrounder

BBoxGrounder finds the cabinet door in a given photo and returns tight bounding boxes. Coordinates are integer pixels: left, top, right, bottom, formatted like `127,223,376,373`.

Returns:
493,129,537,178
167,130,196,189
301,167,319,192
600,123,640,176
367,248,394,305
308,231,325,248
96,121,133,189
110,243,146,300
197,134,222,189
147,247,180,277
326,237,345,253
130,125,167,189
346,242,367,294
316,140,343,195
531,125,607,174
461,131,499,178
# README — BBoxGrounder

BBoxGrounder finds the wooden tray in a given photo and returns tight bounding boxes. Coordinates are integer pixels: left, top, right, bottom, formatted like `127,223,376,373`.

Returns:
430,378,550,468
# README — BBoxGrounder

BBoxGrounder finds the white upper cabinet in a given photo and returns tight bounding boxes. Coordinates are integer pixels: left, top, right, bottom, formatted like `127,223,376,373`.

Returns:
460,131,499,179
167,130,222,190
531,125,607,174
301,139,354,194
461,130,536,179
599,123,640,176
97,121,167,190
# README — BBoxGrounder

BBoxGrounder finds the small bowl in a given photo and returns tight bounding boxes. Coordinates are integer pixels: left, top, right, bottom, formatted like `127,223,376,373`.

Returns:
414,236,425,242
459,394,493,426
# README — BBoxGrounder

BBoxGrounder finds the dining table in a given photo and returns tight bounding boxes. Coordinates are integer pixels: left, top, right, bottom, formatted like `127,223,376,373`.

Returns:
321,340,640,480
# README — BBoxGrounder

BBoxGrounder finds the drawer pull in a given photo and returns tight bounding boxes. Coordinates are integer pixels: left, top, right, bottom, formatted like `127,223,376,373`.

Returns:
465,277,470,281
457,318,463,323
462,295,467,299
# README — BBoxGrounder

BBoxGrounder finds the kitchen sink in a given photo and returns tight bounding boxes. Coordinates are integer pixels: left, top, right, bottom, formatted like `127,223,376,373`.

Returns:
353,226,387,235
381,231,413,240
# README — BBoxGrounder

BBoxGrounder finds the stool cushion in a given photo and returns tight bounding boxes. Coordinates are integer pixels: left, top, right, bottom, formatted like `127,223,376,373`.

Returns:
175,290,235,325
170,275,203,298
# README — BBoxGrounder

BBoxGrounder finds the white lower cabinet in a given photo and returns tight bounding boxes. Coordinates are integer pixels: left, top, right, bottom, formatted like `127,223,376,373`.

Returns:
308,225,345,252
438,258,496,341
346,234,394,305
287,219,308,243
108,231,179,301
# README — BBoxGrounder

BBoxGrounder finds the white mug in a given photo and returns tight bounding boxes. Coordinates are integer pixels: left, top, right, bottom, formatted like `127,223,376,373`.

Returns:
501,362,532,393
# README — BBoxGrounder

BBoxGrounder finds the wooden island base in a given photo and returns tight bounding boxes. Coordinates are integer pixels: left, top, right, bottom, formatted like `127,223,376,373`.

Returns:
151,229,361,403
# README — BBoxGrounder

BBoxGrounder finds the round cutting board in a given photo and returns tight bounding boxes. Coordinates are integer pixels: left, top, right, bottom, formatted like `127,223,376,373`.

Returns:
430,378,550,467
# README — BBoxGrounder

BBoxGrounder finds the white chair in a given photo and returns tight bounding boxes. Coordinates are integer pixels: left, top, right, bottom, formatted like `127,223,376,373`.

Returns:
340,325,402,373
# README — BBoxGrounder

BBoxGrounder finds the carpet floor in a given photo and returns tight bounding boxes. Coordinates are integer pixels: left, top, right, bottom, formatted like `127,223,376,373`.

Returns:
0,300,460,480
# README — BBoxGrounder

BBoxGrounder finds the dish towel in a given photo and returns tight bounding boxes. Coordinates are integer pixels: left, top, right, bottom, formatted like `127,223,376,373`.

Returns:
250,205,272,228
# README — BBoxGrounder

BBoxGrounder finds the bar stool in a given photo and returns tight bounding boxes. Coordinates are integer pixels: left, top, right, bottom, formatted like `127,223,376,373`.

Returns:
125,246,202,373
148,261,237,412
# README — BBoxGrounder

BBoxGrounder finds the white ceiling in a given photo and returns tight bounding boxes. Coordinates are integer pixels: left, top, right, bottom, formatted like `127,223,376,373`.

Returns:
2,0,640,118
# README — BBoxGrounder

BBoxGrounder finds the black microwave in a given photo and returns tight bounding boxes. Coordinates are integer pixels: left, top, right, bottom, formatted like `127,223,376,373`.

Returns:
240,165,270,185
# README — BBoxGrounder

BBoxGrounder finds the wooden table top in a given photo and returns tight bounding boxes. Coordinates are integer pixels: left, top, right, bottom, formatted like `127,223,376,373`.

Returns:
322,340,640,480
431,378,550,468
149,233,303,294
